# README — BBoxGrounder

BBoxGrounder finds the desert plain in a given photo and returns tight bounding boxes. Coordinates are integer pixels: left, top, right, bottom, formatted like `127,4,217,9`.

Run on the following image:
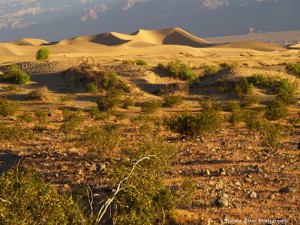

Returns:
0,28,299,224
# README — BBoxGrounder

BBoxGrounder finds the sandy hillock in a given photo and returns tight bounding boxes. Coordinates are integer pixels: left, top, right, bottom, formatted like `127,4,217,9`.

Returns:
14,38,49,46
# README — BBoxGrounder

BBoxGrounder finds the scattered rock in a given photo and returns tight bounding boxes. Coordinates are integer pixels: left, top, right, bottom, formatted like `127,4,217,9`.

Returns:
279,186,295,193
215,196,229,207
205,170,211,176
219,168,226,176
88,163,97,173
249,191,258,199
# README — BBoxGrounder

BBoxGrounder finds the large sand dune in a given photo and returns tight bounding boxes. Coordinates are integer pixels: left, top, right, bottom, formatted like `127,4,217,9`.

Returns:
215,41,286,51
14,38,49,46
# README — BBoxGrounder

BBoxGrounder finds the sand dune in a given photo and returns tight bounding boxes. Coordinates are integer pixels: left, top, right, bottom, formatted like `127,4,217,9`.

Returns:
290,43,300,49
215,41,286,51
14,38,49,46
56,27,211,47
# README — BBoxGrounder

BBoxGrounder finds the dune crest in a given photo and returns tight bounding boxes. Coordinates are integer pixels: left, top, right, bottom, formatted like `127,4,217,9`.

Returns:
56,27,211,48
14,38,49,46
215,41,286,51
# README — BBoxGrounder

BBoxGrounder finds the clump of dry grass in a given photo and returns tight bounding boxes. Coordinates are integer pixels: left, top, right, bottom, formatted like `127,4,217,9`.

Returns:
169,209,201,224
27,86,51,101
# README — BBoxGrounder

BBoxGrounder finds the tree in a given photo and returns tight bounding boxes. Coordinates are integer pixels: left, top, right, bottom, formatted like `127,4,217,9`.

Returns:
36,48,50,61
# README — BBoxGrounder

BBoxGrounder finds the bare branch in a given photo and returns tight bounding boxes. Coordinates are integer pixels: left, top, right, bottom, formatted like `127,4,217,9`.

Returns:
95,155,156,223
0,198,12,205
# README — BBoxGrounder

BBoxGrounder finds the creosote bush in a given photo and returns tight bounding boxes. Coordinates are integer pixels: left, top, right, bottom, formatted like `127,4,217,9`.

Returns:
0,167,87,224
1,64,30,85
107,136,195,225
82,125,120,155
27,86,51,101
0,124,33,141
163,94,183,108
97,89,122,112
265,100,288,121
60,110,84,134
165,109,222,137
86,82,98,93
141,99,162,113
135,59,148,66
166,60,197,81
0,98,19,117
36,48,50,61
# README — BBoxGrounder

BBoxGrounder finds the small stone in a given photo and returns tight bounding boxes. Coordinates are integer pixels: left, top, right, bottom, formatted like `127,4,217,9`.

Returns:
279,186,295,193
249,191,257,199
219,168,226,176
205,170,211,176
89,163,97,173
269,194,276,199
215,196,229,207
235,181,241,186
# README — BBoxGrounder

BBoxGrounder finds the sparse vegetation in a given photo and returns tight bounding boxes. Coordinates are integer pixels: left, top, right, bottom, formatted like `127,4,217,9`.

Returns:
36,48,50,61
165,60,197,80
141,99,162,113
60,109,84,134
0,167,87,224
163,94,183,107
87,82,98,93
0,98,19,117
204,65,218,76
136,59,148,66
165,109,222,137
1,64,30,85
27,86,51,101
286,63,300,77
265,100,288,121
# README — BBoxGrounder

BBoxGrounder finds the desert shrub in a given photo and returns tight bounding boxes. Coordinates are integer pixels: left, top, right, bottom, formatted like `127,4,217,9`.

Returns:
17,111,34,124
241,94,260,107
97,89,122,112
228,101,244,126
136,59,148,66
105,136,195,225
121,60,135,65
204,65,218,76
120,97,134,109
165,109,222,137
34,109,48,124
32,125,48,133
235,78,253,96
0,98,19,117
286,63,300,77
27,86,50,101
0,124,33,141
288,112,300,126
3,85,18,92
60,110,83,134
36,48,50,61
243,114,289,149
166,60,197,81
97,70,129,92
87,82,98,93
0,167,87,225
199,98,222,111
247,74,274,86
163,94,183,108
219,62,231,69
141,99,162,113
275,79,296,104
265,100,288,120
82,125,120,155
1,65,30,85
89,106,110,120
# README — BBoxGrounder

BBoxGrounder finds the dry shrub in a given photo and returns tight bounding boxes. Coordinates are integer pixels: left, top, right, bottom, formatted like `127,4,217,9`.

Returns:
27,86,50,101
169,209,201,224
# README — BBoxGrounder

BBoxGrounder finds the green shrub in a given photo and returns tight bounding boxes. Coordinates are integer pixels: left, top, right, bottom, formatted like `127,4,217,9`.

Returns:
136,59,148,66
275,79,296,104
17,111,34,124
219,62,231,69
141,100,162,113
36,48,50,61
241,94,260,107
89,106,110,120
228,101,244,126
97,89,122,112
0,98,19,117
163,94,183,108
0,124,33,141
121,97,134,109
1,65,30,85
265,100,288,121
121,60,135,65
0,167,87,224
34,109,48,124
165,110,222,137
97,70,129,92
107,136,194,225
166,60,197,80
60,110,83,134
286,63,300,77
204,65,218,75
87,82,98,93
82,125,120,155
